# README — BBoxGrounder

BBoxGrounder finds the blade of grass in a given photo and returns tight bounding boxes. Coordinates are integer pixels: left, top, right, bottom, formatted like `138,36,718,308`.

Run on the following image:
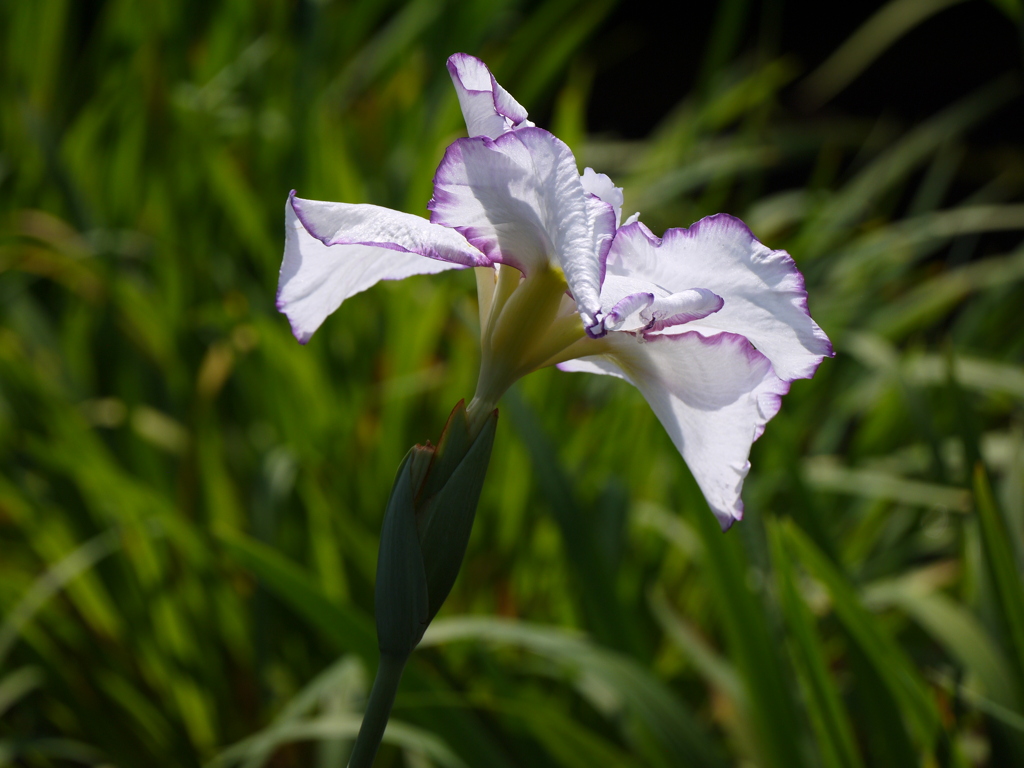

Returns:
688,507,809,768
421,616,727,768
782,520,941,749
973,465,1024,696
768,519,866,768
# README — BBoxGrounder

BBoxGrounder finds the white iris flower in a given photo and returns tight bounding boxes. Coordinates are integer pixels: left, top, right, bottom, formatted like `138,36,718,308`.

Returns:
277,54,833,529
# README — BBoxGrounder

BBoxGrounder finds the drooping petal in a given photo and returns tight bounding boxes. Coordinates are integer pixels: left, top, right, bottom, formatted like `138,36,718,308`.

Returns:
290,191,490,268
560,330,789,529
278,196,464,344
607,216,833,382
447,53,532,139
429,127,608,331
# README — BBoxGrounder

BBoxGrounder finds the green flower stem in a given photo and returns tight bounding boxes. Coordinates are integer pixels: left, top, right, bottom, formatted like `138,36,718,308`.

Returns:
347,652,409,768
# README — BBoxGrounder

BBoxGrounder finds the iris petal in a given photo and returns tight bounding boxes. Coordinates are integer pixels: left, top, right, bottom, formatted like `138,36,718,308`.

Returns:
606,216,833,382
277,196,466,343
429,127,610,331
447,53,532,139
559,330,789,529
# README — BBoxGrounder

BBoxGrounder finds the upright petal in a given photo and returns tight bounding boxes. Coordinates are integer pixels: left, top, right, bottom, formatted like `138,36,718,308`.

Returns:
560,331,789,529
447,53,532,139
429,127,608,331
278,196,465,344
607,216,833,382
581,167,624,227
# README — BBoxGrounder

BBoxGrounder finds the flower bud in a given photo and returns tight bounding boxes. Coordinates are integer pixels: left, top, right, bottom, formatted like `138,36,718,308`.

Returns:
374,401,498,656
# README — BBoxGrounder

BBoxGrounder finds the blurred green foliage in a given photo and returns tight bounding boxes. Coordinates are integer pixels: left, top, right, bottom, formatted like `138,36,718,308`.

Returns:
2,0,1024,766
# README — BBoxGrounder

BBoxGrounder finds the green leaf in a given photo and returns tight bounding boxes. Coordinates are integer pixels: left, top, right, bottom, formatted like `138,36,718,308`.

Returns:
507,390,642,656
768,520,865,768
422,616,727,768
216,530,378,662
688,505,809,768
209,714,467,768
973,464,1024,696
219,532,516,768
863,565,1019,709
0,666,42,719
782,521,941,748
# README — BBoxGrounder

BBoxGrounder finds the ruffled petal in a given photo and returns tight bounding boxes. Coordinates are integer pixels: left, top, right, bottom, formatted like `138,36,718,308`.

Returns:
560,330,789,529
290,191,489,268
447,53,532,139
607,216,833,382
278,196,463,343
429,127,605,330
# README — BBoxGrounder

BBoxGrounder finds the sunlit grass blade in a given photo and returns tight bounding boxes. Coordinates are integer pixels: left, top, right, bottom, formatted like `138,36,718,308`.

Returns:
506,390,642,656
501,700,647,768
782,520,942,750
862,566,1019,709
210,715,467,768
0,666,42,720
0,527,121,667
648,587,744,707
218,530,517,768
421,616,728,768
688,508,809,768
216,530,379,664
0,737,106,766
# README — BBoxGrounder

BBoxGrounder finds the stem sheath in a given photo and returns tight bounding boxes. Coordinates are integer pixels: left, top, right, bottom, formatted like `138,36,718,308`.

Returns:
347,652,409,768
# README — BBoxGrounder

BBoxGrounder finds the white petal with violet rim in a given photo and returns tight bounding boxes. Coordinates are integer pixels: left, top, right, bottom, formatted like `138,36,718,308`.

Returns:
290,192,490,268
430,127,609,331
446,53,531,139
607,216,833,381
559,330,789,529
278,198,464,343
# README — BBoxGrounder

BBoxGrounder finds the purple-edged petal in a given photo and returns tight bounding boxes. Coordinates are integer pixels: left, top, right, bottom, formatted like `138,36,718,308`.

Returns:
278,197,463,344
581,167,624,227
607,216,833,382
447,53,532,139
429,127,605,329
597,275,722,334
601,290,654,332
290,192,490,268
585,190,617,288
561,330,789,529
643,289,725,332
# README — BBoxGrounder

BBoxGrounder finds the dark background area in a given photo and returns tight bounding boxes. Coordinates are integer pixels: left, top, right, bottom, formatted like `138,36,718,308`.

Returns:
588,0,1024,141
